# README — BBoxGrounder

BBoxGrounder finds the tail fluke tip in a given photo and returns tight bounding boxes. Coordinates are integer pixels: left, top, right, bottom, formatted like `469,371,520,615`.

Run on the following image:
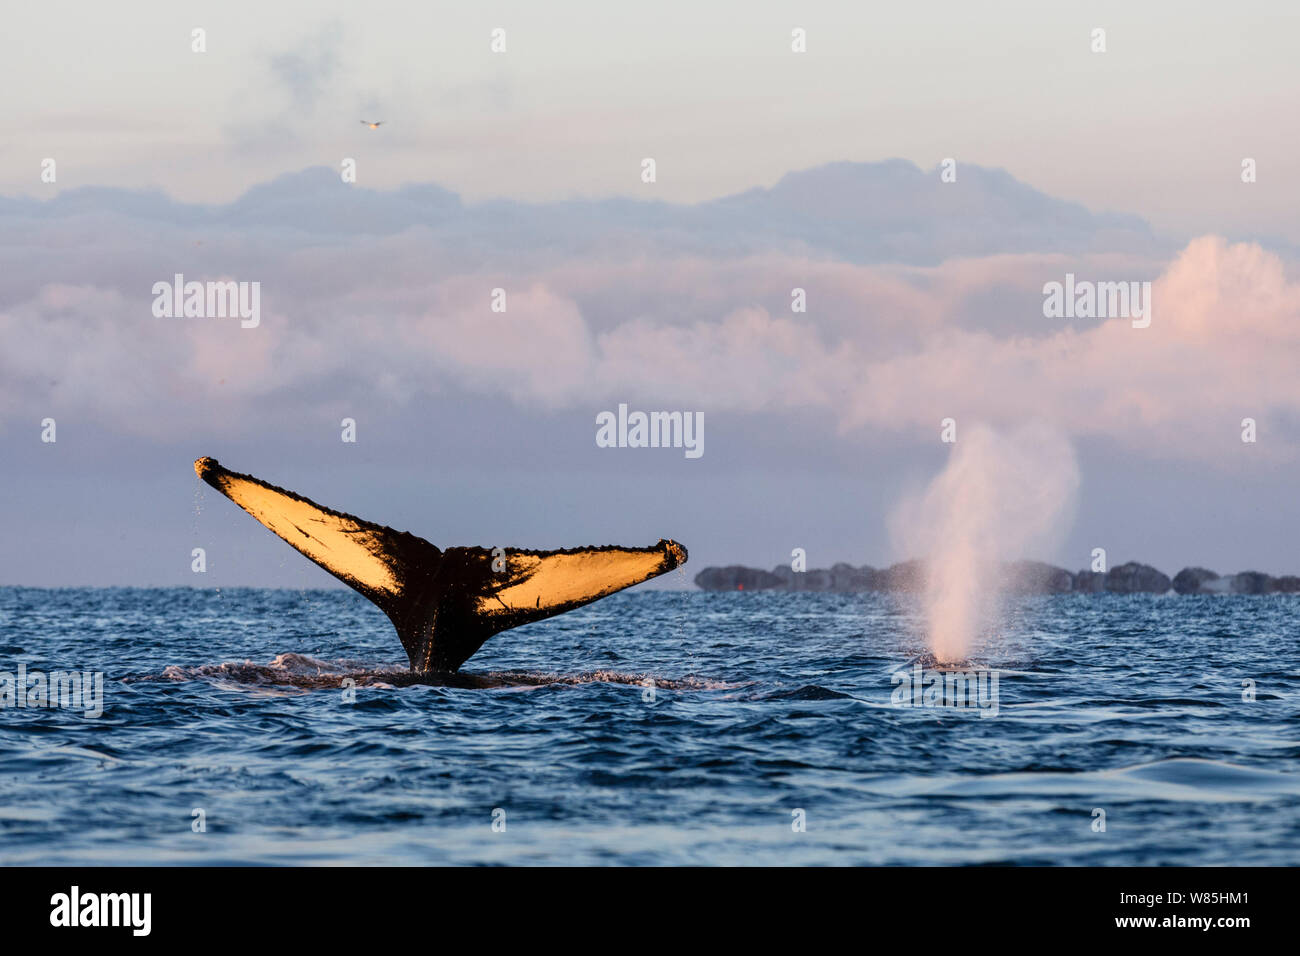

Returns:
661,539,688,567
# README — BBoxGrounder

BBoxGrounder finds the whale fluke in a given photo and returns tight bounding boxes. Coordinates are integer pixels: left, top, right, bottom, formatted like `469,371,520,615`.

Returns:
194,457,687,673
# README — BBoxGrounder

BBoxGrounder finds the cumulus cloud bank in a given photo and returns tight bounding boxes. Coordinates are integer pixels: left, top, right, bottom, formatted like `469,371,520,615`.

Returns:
1,162,1297,469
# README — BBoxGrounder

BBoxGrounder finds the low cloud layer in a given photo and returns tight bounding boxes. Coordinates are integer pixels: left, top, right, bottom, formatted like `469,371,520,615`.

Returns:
4,162,1300,585
1,163,1295,467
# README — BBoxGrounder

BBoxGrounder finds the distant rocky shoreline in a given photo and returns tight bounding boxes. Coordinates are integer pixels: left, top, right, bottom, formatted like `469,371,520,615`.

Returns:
693,560,1300,595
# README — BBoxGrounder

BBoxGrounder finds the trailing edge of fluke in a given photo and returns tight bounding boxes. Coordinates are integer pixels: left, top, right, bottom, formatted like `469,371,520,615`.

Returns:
194,457,687,673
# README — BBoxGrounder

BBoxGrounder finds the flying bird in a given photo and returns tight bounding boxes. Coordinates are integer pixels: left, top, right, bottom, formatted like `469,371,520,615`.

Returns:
360,120,384,129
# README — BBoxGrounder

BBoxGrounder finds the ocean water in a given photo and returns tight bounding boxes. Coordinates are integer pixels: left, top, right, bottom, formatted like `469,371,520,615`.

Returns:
0,585,1296,866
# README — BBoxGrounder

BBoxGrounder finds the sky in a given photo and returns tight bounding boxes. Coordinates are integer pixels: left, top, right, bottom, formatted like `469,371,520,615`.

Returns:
3,2,1300,587
4,1,1300,240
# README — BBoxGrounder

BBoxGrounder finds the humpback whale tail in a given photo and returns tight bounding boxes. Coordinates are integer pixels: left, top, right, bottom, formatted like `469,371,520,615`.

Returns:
194,457,687,673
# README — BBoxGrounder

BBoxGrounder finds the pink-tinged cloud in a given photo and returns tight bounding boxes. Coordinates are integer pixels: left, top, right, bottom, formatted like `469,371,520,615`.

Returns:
843,238,1300,459
2,232,1297,463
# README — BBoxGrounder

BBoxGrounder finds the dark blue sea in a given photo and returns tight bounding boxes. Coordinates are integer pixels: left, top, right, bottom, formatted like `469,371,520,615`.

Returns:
1,586,1296,865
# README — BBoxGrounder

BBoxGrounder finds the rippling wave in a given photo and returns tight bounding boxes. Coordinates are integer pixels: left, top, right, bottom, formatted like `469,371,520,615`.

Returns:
1,586,1296,864
137,653,741,692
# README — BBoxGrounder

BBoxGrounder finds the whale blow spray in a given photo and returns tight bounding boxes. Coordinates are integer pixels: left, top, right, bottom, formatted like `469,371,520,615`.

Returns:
889,424,1079,662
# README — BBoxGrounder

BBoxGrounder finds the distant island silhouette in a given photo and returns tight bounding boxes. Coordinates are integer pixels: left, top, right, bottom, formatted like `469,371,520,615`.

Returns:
694,561,1300,595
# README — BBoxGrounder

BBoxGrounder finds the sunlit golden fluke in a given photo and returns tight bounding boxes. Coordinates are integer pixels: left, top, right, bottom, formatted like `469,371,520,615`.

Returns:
194,457,686,673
